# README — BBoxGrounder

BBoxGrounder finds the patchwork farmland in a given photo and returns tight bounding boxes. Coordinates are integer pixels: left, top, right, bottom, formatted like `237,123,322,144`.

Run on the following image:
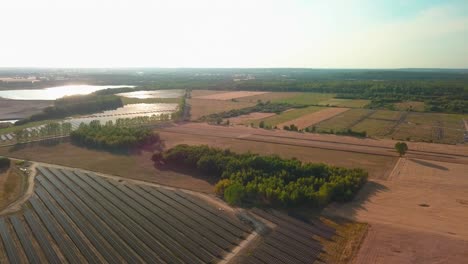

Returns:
0,165,336,263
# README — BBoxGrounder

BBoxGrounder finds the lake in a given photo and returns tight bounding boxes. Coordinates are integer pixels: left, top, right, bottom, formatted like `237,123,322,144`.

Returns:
117,89,184,99
66,103,178,129
0,85,134,100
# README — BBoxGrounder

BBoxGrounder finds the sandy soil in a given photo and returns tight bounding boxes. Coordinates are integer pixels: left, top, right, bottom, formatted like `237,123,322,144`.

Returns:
188,98,254,120
226,112,276,125
0,98,51,120
325,158,468,264
193,91,269,100
278,107,350,129
354,223,468,264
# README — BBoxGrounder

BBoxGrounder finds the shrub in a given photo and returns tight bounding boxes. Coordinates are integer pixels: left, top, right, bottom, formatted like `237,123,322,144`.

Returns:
0,157,11,169
224,183,245,205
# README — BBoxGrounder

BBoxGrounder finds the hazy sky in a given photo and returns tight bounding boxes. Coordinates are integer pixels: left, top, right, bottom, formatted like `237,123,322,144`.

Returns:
1,0,467,68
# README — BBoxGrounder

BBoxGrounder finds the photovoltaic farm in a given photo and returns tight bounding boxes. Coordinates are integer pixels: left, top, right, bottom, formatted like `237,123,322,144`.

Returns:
0,166,253,263
237,208,335,264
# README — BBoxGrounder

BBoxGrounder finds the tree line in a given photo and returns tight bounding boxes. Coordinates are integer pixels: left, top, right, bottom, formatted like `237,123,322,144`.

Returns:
153,145,368,207
70,120,160,150
16,94,123,125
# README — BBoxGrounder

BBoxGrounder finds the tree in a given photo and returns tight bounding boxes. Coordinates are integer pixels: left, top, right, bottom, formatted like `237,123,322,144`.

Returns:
224,183,245,205
259,121,265,128
395,142,408,156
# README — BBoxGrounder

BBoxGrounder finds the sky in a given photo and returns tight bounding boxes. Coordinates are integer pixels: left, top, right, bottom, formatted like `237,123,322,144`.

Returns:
0,0,467,68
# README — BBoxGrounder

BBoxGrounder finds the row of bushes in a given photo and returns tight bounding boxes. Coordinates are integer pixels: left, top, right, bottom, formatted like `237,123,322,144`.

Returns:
16,94,123,125
153,145,368,207
70,120,159,150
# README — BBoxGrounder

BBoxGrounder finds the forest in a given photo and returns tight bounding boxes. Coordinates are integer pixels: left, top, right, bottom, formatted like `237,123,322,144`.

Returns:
153,145,368,207
70,120,159,150
16,94,123,125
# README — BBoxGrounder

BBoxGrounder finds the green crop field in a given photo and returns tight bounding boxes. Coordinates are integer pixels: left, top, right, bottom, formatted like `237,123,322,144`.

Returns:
318,98,370,108
314,109,373,132
351,119,395,137
249,106,324,127
273,93,335,105
390,112,466,144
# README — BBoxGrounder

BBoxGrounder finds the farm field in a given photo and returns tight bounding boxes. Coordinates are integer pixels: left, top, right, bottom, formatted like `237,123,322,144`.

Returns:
188,98,255,120
226,112,276,125
250,106,325,128
313,109,467,144
325,158,468,263
390,112,466,144
278,107,349,130
193,91,269,100
0,166,252,263
314,109,374,132
318,98,370,108
0,141,216,193
236,92,300,103
273,92,335,105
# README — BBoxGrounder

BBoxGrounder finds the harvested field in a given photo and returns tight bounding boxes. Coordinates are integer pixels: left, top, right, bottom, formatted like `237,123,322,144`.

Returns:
193,91,269,100
325,158,468,263
188,98,254,120
354,223,468,264
158,123,400,179
225,112,276,125
273,92,335,105
0,166,252,263
278,107,349,130
250,106,324,128
315,109,374,132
